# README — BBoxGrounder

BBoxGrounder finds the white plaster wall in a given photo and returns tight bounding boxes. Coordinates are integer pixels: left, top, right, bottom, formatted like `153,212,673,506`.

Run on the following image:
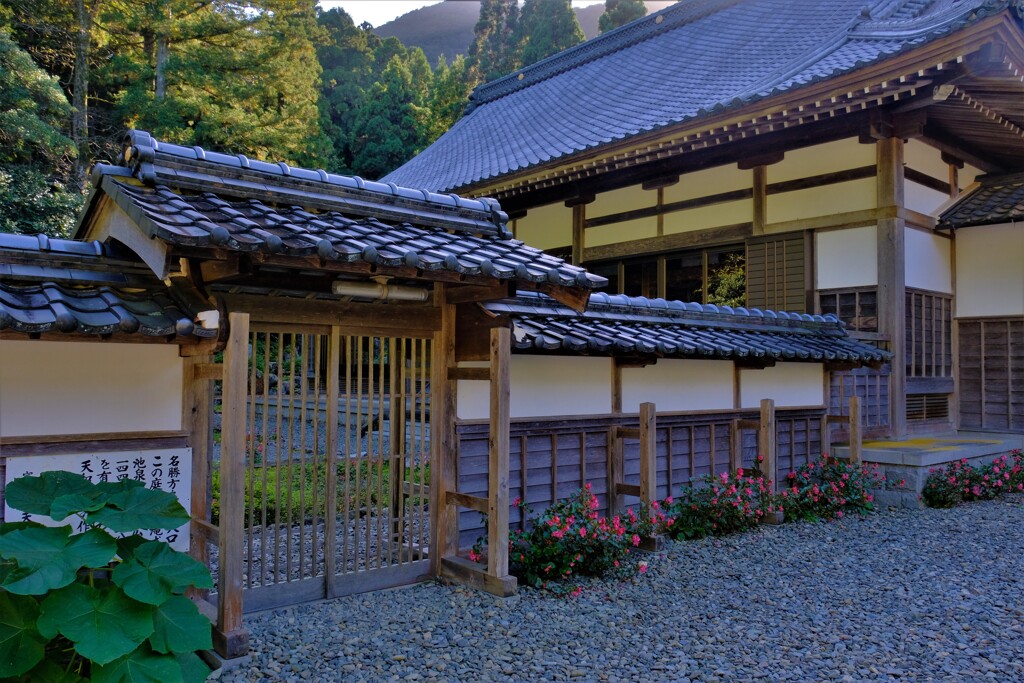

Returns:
587,217,659,247
956,222,1024,317
457,356,613,420
767,178,876,225
905,139,948,180
663,164,751,203
589,183,656,218
905,180,950,216
905,227,952,294
662,199,753,235
739,363,824,408
960,163,983,190
815,225,878,289
513,201,572,251
621,360,734,413
0,341,183,437
770,138,875,183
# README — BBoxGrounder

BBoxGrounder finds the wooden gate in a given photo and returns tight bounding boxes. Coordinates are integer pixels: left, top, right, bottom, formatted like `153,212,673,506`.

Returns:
214,314,433,627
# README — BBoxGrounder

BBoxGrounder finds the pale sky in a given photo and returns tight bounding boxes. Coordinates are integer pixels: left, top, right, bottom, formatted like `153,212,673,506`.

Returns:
320,0,605,30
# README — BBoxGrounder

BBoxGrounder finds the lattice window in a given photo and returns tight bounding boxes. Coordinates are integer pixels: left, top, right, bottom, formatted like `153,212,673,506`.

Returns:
818,287,878,332
905,289,952,378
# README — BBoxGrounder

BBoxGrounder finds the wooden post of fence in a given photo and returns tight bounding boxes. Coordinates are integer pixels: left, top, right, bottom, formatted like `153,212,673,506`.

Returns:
431,289,459,575
848,396,862,464
215,312,250,658
608,425,624,517
758,398,777,490
820,413,831,457
638,403,656,506
487,327,511,584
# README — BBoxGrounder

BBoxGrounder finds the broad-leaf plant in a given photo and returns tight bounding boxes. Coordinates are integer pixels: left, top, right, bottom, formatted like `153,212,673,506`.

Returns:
0,471,213,682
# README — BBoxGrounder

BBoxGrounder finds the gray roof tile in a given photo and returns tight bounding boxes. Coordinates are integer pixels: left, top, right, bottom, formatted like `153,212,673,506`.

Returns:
384,0,1004,192
486,291,890,364
938,172,1024,228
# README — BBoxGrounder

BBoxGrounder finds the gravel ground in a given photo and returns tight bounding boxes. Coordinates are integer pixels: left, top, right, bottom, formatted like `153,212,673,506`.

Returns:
216,496,1024,683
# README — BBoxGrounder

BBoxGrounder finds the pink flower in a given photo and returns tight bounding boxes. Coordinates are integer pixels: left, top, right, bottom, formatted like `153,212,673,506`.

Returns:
631,534,641,547
638,561,648,574
469,549,481,562
579,527,587,538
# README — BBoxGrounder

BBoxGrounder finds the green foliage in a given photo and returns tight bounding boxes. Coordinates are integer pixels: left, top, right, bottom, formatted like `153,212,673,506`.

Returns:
660,466,777,540
0,472,212,682
0,30,82,237
598,0,647,33
467,0,520,82
922,451,1024,508
423,54,473,144
706,252,746,308
780,456,888,521
518,0,585,68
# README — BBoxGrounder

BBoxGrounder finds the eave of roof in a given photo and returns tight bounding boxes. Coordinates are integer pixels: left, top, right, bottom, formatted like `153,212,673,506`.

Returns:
484,291,891,366
383,0,1019,196
937,171,1024,228
0,232,218,340
79,131,606,298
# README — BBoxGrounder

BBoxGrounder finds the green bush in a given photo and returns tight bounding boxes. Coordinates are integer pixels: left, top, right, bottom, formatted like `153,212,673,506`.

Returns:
211,459,429,526
0,471,213,682
780,455,887,521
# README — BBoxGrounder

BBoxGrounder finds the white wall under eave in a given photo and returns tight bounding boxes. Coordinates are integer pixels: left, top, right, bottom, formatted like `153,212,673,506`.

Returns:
905,180,951,216
956,222,1024,317
0,340,183,437
456,356,613,420
905,227,952,294
739,363,824,409
815,225,878,289
621,360,734,414
513,201,572,251
770,138,876,183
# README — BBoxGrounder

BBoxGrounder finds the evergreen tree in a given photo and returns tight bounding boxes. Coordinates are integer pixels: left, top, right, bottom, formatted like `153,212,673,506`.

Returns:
467,0,519,82
598,0,647,33
0,31,83,236
518,0,585,68
423,54,472,145
349,55,425,179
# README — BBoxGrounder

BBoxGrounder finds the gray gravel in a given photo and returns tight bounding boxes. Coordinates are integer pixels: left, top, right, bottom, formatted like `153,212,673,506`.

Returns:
216,496,1024,683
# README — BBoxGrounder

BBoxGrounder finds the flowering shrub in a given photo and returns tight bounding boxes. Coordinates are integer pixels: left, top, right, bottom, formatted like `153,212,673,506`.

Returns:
922,451,1024,508
660,468,776,540
781,455,887,521
474,485,649,591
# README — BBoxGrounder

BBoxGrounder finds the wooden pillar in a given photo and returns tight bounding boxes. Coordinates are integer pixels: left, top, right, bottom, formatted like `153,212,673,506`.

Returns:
607,426,624,516
848,396,862,464
182,354,214,598
214,312,249,659
487,327,511,580
611,360,623,414
877,136,907,438
571,203,586,266
430,286,459,574
638,403,656,505
323,326,341,595
752,165,767,235
758,399,776,491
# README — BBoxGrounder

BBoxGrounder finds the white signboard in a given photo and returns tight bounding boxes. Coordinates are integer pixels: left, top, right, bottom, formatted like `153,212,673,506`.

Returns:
4,448,192,552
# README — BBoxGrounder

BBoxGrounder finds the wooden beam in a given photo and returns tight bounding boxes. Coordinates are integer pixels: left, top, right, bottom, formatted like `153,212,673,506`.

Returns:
488,326,511,580
1,431,189,458
214,312,249,659
430,286,459,574
193,363,223,381
446,491,488,513
445,282,515,305
454,303,508,362
544,285,590,313
218,293,440,335
440,557,516,597
738,151,784,170
199,256,245,284
448,367,490,381
584,222,753,262
571,203,586,266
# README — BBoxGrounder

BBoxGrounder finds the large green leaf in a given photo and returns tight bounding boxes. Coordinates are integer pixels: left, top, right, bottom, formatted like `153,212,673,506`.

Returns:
89,487,189,533
5,472,97,518
148,595,211,654
18,659,87,683
91,646,182,683
0,591,46,677
0,526,80,594
66,528,119,569
112,542,212,605
37,584,154,665
176,652,213,683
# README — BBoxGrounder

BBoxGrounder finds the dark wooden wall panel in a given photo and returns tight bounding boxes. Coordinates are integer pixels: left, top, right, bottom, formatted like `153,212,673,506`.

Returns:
959,318,1024,433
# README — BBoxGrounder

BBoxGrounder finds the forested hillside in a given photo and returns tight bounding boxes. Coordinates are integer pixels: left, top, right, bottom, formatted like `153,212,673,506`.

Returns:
0,0,671,237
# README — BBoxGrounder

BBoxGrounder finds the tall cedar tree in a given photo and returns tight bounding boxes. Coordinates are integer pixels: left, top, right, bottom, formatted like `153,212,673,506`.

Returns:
423,54,472,145
0,31,83,236
518,0,584,68
100,0,329,166
467,0,519,82
598,0,647,33
349,55,426,179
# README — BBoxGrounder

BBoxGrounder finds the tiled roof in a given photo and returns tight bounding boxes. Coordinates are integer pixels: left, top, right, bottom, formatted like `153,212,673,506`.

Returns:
937,172,1024,228
0,233,217,339
484,291,890,365
384,0,1007,193
94,131,605,290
